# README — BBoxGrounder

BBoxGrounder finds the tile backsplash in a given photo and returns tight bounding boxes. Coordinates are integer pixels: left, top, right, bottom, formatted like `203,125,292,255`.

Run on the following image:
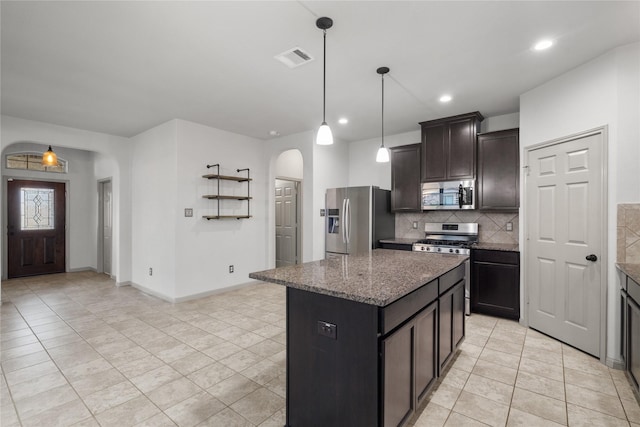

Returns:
396,211,519,244
617,204,640,263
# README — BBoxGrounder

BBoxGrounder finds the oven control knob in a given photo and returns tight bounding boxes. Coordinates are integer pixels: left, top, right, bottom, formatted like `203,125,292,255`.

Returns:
449,248,454,253
455,249,460,254
437,248,441,252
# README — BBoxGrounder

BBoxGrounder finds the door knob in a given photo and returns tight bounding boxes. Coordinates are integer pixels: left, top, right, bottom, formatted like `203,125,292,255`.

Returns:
586,254,598,262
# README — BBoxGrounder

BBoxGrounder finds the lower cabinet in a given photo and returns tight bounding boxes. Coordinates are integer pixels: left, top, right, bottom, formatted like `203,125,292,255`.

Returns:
471,250,520,320
625,275,640,393
382,303,437,427
439,281,465,373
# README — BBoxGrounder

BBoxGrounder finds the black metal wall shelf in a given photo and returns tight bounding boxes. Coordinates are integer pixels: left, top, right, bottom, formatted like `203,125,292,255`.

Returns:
202,164,252,220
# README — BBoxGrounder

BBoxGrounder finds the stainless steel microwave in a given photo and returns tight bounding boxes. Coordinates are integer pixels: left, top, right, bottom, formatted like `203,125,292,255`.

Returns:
422,180,475,210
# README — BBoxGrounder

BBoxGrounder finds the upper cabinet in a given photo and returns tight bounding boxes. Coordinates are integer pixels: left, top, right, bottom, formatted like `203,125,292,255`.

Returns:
420,112,484,182
390,143,422,212
477,129,520,211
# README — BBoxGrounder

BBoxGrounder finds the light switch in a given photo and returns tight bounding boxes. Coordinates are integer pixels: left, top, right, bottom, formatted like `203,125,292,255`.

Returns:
185,208,193,217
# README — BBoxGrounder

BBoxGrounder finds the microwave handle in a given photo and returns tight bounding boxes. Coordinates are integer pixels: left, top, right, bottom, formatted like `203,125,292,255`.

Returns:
458,184,463,208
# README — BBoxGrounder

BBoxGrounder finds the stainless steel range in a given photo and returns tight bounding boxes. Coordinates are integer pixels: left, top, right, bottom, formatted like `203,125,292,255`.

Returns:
412,222,478,255
413,222,478,315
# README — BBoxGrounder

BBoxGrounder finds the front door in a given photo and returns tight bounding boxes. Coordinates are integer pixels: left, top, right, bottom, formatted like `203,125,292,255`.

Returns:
526,130,604,357
7,180,66,278
275,179,298,267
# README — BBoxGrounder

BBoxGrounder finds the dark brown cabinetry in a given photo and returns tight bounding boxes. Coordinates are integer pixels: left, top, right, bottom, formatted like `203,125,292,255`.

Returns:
471,250,520,320
438,268,465,373
623,275,640,393
477,129,520,211
420,112,483,182
285,263,465,427
390,144,422,212
382,302,437,427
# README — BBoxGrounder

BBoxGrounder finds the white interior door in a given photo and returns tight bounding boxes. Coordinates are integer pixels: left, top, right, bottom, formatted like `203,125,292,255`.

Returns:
275,179,298,267
526,130,605,357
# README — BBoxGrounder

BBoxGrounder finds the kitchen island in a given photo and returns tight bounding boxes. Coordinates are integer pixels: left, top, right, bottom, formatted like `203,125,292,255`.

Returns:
249,249,468,427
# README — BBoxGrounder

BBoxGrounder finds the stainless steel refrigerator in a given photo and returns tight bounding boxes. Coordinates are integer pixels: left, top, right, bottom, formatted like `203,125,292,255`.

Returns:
325,186,395,257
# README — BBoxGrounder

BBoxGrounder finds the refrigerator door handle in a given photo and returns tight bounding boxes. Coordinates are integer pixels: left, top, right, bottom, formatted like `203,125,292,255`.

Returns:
342,198,347,244
346,198,351,244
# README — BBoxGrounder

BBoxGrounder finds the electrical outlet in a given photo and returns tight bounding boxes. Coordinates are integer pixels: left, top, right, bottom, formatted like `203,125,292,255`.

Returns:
317,321,337,340
229,265,234,273
184,208,193,217
412,221,418,229
149,267,153,276
506,222,513,231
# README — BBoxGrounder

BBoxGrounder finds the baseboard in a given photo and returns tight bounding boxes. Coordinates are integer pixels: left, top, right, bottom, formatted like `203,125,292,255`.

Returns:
128,280,259,304
130,282,175,303
68,267,97,273
116,280,132,287
606,357,625,370
173,281,257,303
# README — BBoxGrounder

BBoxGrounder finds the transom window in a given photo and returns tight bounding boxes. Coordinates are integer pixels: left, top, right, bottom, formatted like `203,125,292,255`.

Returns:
5,153,67,173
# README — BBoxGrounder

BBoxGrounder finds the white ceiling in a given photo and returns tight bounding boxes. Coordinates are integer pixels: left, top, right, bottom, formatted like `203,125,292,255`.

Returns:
2,1,639,142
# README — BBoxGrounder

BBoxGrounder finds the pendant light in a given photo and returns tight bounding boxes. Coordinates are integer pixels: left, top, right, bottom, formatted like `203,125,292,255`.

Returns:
316,17,333,145
376,67,390,163
42,145,58,166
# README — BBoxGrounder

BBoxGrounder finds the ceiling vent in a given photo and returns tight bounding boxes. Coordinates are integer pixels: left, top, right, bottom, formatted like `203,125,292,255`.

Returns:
274,47,314,69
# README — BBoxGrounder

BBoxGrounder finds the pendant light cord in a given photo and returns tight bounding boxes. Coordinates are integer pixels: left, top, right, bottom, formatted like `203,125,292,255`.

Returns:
322,29,327,122
381,73,385,148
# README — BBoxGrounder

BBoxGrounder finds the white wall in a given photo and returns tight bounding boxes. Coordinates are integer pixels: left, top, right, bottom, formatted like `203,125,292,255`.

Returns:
130,120,178,299
481,113,520,133
520,42,640,365
275,149,303,180
0,115,132,285
173,119,268,300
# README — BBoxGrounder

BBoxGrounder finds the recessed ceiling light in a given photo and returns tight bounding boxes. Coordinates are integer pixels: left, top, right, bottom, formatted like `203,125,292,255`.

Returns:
269,130,280,136
533,39,554,51
338,118,348,124
439,94,452,103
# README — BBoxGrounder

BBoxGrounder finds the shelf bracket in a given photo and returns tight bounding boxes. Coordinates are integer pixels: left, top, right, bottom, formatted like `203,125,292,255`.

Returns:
237,168,250,218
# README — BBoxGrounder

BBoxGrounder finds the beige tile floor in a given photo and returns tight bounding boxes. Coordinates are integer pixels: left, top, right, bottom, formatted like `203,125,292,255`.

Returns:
0,272,639,426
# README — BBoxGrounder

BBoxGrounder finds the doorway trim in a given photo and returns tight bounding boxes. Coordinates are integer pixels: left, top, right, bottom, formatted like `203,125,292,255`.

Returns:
275,176,302,266
97,178,113,276
522,125,608,362
3,176,71,279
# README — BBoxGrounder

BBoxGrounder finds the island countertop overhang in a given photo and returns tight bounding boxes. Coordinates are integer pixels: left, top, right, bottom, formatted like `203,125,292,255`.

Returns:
249,249,468,307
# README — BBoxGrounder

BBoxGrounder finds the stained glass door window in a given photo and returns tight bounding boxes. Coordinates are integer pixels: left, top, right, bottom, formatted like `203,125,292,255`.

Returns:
20,187,55,230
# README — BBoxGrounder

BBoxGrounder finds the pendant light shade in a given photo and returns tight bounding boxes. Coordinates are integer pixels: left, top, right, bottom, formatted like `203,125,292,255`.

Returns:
42,145,58,166
317,121,333,145
376,67,390,163
316,17,334,145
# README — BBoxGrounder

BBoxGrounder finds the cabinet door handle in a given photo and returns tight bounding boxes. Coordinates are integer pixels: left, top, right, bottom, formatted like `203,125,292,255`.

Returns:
586,254,598,262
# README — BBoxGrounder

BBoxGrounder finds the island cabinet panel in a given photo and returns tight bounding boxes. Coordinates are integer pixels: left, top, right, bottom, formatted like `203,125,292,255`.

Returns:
390,144,422,212
438,280,465,374
382,302,438,427
286,288,379,427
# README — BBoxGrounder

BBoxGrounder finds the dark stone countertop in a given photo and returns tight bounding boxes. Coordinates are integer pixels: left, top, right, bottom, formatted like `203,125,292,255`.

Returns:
249,249,468,307
617,263,640,284
472,243,520,252
378,238,418,245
